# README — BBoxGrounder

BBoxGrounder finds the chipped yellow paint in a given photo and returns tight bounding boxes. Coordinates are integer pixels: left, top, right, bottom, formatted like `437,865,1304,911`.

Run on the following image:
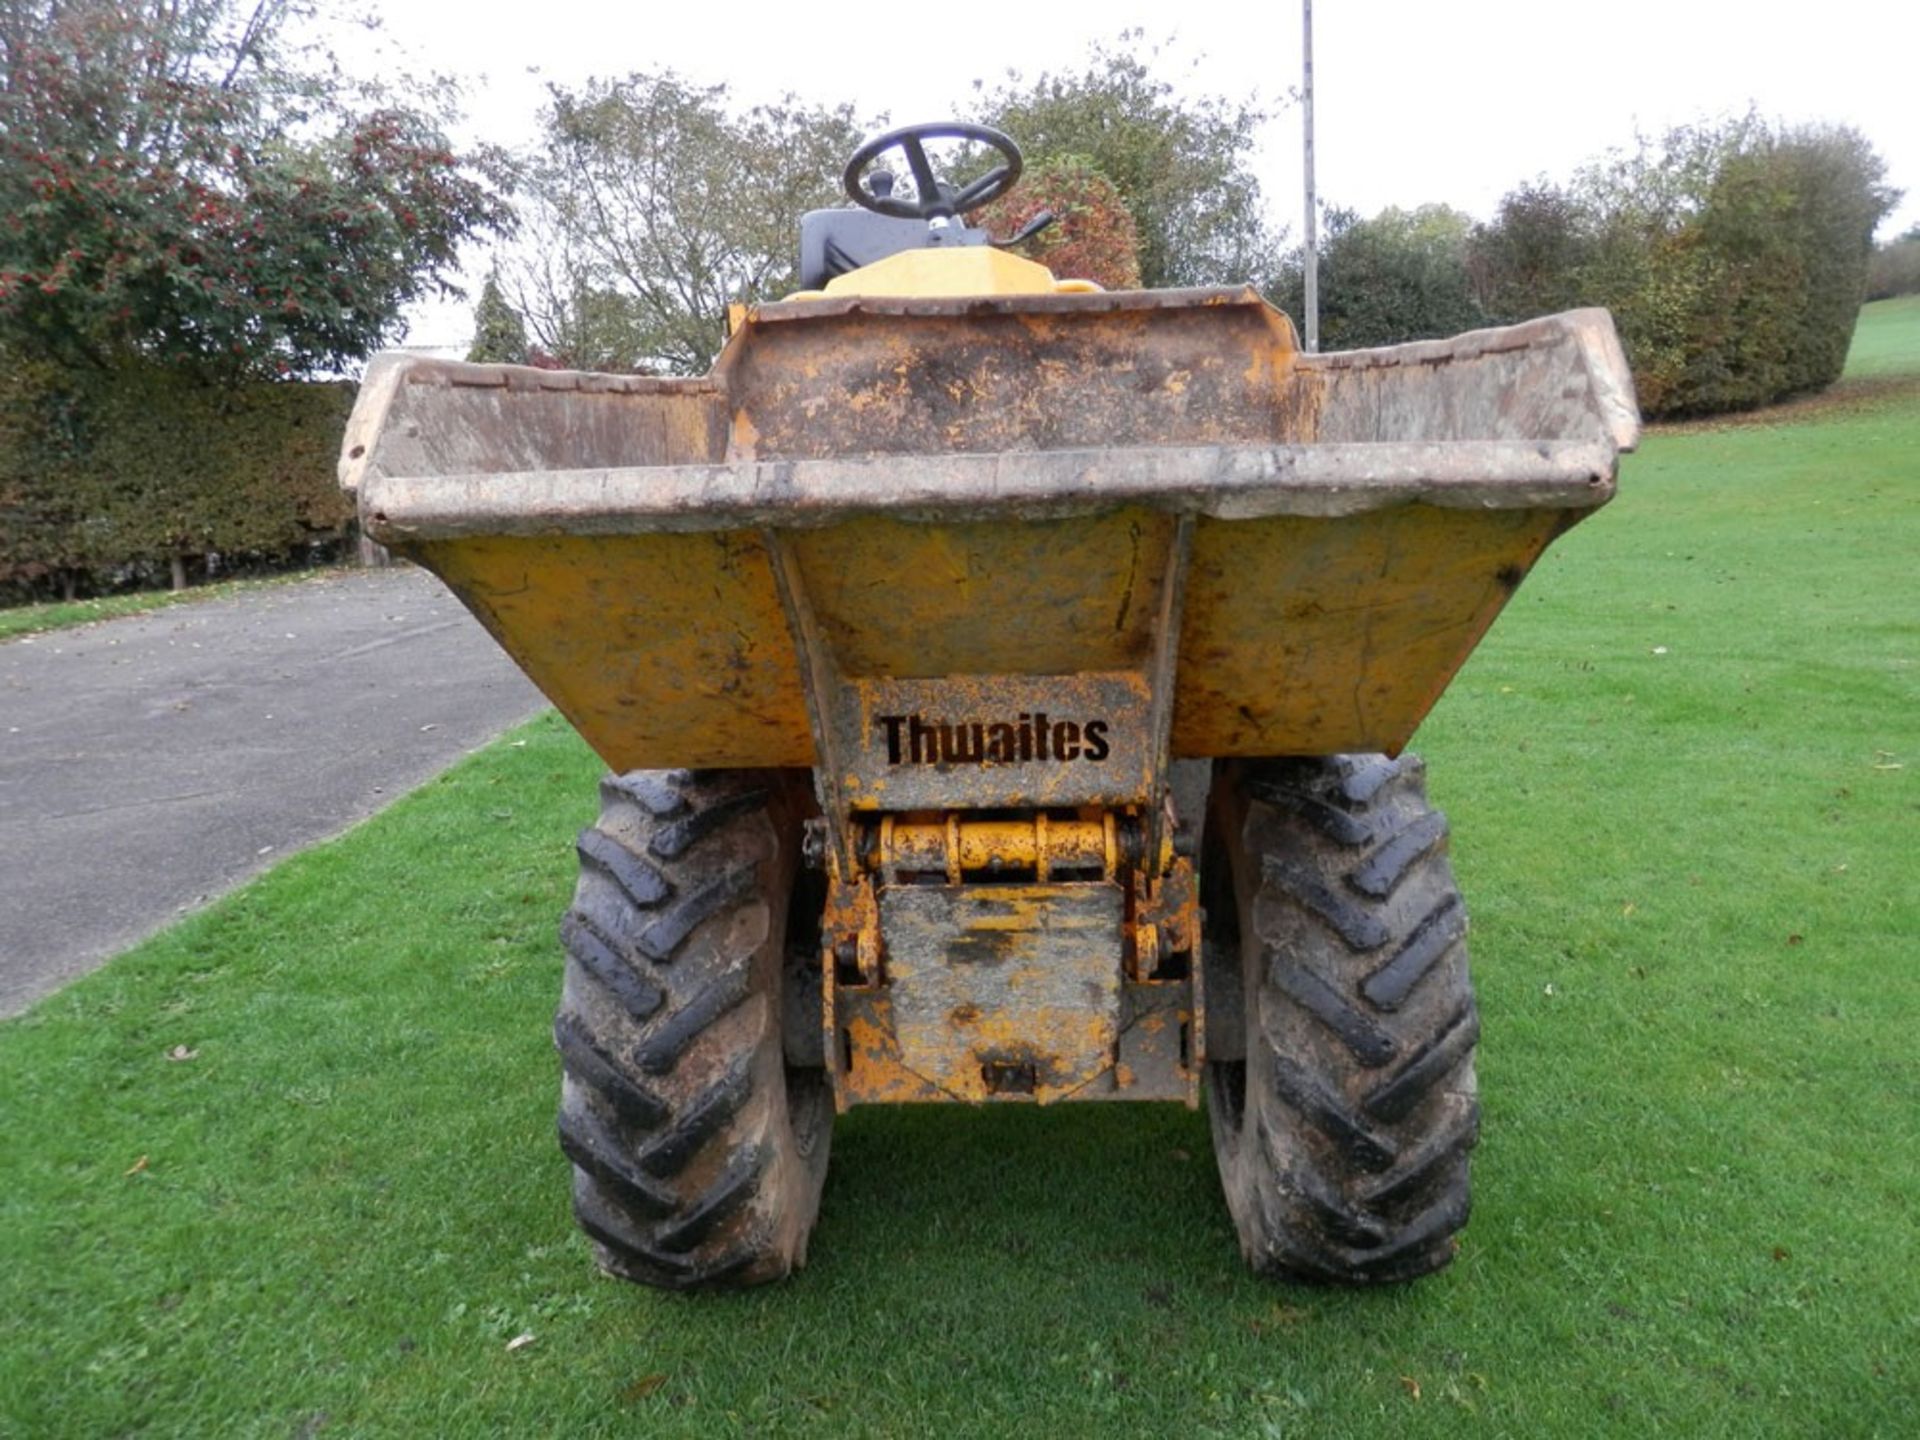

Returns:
1174,506,1570,756
868,816,1114,880
422,531,813,773
786,509,1176,678
819,868,881,985
840,1004,946,1105
413,499,1569,779
837,883,1127,1105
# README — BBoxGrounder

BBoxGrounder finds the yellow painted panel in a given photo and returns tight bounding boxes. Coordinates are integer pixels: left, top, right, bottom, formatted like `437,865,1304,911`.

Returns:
789,509,1176,677
1174,506,1568,756
420,532,813,772
820,246,1058,298
410,504,1566,777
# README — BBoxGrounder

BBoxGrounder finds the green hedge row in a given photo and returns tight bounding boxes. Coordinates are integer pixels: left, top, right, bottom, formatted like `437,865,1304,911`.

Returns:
1268,119,1895,418
0,359,353,596
1545,124,1895,416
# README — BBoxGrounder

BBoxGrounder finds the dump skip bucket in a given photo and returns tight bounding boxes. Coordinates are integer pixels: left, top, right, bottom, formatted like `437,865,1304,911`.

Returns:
340,290,1638,782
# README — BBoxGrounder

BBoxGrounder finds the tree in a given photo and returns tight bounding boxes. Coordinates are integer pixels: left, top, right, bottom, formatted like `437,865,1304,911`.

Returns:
975,154,1142,290
0,0,512,376
1270,204,1483,349
972,33,1281,289
505,72,863,376
466,270,528,364
1466,182,1591,322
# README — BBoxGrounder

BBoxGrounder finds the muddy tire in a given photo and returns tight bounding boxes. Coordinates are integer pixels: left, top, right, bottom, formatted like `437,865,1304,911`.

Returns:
554,768,832,1290
1202,753,1478,1284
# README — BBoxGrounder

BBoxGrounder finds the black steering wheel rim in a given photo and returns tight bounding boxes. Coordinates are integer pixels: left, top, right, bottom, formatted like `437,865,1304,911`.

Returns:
843,122,1023,222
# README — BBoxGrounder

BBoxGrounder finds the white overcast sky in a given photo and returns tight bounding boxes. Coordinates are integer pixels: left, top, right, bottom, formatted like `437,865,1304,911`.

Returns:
344,0,1920,350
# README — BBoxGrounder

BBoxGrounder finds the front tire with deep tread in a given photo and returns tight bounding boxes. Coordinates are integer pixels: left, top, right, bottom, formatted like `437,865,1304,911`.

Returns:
1203,753,1479,1284
555,769,832,1290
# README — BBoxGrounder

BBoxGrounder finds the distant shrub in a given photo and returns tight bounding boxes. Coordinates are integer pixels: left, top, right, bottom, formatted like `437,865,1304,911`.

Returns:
1269,204,1484,350
0,360,353,599
1465,183,1591,323
1866,230,1920,300
977,154,1143,290
1470,118,1897,416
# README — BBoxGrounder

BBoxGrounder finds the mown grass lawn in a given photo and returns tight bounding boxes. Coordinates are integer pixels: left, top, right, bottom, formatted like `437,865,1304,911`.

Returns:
2,301,1914,1437
1843,293,1920,378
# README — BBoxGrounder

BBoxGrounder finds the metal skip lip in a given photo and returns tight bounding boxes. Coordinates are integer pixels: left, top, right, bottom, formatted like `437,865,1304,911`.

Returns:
358,438,1617,543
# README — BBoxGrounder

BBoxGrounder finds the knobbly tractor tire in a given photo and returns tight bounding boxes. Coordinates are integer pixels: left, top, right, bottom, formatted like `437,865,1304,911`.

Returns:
553,768,833,1290
1202,753,1479,1284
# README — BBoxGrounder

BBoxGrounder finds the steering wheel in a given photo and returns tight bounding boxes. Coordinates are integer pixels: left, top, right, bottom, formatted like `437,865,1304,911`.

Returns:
843,122,1023,222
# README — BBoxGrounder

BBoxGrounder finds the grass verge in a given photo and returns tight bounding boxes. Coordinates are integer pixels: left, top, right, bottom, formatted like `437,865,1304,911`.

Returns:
0,566,348,643
1,303,1914,1437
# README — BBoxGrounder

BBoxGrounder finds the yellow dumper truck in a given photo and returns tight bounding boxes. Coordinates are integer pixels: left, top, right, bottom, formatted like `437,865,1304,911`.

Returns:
339,124,1638,1290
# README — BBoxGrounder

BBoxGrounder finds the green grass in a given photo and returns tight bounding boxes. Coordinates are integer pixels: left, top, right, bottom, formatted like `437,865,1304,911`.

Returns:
1841,293,1920,378
0,566,344,642
2,302,1916,1437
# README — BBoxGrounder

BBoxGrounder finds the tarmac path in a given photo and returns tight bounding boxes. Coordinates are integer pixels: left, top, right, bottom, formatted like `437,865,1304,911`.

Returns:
0,568,545,1018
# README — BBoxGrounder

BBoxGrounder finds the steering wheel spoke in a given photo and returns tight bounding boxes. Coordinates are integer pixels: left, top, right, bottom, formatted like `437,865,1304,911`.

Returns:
952,165,1011,213
843,123,1023,223
900,137,944,216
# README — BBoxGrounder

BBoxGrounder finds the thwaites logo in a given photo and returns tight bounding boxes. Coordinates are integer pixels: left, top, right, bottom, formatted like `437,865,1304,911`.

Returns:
874,712,1112,766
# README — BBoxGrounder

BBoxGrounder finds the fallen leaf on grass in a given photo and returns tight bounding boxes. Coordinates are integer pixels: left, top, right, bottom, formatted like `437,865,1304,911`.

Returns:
1249,1304,1310,1334
506,1332,535,1352
1400,1376,1422,1401
166,1045,198,1062
124,1155,149,1176
622,1374,668,1402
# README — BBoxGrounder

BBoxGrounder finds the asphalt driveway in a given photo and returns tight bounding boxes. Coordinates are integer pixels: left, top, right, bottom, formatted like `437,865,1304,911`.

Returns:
0,568,546,1017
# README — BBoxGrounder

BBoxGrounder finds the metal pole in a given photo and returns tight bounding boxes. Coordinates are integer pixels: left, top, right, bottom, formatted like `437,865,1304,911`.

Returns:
1302,0,1319,353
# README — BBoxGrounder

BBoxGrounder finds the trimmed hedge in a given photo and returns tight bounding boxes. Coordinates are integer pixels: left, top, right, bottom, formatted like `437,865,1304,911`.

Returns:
0,359,353,596
1270,120,1892,419
1469,120,1895,417
1269,204,1484,350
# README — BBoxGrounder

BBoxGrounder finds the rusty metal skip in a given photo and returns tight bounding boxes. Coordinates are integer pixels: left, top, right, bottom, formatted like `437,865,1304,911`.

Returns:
339,122,1638,1290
